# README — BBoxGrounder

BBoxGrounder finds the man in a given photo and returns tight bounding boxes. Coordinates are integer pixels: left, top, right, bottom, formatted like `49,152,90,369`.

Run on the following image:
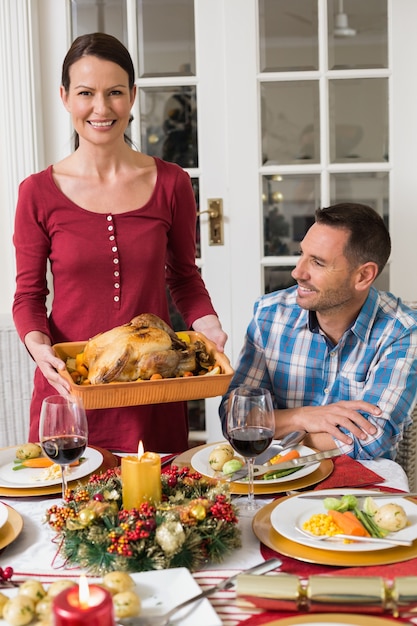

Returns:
219,203,417,459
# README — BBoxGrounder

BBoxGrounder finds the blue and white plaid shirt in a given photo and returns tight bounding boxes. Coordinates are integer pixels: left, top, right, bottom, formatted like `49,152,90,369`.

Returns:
219,286,417,460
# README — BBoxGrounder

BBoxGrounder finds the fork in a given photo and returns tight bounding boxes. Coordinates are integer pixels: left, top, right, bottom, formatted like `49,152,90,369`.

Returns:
296,526,412,547
117,558,282,626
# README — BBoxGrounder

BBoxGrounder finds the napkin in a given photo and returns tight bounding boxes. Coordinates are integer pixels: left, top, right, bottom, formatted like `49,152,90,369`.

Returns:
313,454,385,489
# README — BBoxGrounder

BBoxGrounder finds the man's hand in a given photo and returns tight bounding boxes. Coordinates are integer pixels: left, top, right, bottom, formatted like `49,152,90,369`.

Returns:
275,400,380,447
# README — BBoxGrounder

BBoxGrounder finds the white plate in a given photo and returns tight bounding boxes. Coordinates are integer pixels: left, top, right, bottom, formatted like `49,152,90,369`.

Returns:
0,569,221,626
0,501,8,530
0,446,103,488
270,488,417,552
121,569,221,625
191,442,320,484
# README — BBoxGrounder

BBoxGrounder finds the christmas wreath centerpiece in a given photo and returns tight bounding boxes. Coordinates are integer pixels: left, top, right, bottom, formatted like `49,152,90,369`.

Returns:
44,466,241,575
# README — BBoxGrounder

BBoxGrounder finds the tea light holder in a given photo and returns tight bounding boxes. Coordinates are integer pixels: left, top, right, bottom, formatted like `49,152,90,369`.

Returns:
53,576,115,626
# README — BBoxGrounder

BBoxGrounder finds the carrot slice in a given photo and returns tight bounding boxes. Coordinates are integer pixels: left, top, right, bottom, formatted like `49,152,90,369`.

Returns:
22,458,54,468
21,458,80,468
327,509,370,537
268,449,301,465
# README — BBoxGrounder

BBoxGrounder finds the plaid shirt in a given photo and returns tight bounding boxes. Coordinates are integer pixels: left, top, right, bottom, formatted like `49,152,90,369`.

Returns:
219,286,417,459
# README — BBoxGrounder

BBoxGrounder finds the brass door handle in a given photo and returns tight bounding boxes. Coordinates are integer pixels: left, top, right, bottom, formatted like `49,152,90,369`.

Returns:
197,198,224,245
196,208,219,218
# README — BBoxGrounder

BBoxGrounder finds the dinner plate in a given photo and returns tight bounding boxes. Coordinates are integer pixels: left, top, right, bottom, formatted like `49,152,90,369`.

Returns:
0,446,103,488
262,613,399,626
0,446,118,497
191,442,319,484
0,568,221,626
0,504,23,551
177,443,334,495
270,489,417,552
252,495,417,566
0,501,9,530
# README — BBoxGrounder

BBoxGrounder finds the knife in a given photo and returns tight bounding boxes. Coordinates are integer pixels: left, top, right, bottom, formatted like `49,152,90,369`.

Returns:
296,491,417,499
228,448,342,482
253,430,307,465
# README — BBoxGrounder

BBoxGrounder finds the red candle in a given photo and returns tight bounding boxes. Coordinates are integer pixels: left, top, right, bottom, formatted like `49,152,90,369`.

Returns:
53,577,115,626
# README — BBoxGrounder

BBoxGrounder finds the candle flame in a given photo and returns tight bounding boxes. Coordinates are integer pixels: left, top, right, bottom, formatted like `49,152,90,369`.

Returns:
78,575,90,608
137,440,144,459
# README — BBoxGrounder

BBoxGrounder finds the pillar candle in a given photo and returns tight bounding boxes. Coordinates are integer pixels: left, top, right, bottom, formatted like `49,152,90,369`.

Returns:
53,578,115,626
122,441,161,509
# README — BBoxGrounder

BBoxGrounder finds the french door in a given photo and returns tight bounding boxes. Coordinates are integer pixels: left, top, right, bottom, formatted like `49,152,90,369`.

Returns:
20,0,417,441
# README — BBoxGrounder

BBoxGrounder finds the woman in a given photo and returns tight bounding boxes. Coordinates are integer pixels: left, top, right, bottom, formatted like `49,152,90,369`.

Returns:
13,32,227,453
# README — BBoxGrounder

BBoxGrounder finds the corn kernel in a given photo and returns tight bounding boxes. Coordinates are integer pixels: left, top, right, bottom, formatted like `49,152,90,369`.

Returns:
302,513,342,536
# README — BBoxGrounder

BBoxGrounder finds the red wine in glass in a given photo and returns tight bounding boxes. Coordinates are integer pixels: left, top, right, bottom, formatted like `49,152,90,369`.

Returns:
228,426,274,457
39,395,88,499
226,386,275,514
42,435,87,465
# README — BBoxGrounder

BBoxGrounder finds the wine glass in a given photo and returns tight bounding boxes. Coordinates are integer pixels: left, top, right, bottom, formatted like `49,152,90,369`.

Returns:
39,395,88,500
226,386,275,514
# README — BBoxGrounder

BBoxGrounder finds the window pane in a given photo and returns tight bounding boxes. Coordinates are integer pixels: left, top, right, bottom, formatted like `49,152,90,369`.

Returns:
328,0,388,70
329,172,389,225
71,0,127,41
264,266,296,294
259,0,318,72
329,78,388,162
263,174,320,256
330,171,389,291
136,0,195,77
139,86,198,168
261,82,320,165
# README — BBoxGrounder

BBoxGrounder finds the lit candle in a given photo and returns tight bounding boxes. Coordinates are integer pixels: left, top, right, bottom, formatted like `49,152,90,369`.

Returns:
121,441,162,509
53,575,115,626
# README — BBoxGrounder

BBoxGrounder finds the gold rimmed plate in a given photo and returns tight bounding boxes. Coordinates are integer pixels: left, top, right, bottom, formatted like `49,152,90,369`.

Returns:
262,614,400,626
0,505,23,551
175,443,334,495
0,447,119,497
252,495,417,566
270,489,417,552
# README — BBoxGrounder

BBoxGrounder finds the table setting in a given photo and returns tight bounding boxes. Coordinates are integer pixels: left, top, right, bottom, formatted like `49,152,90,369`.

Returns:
0,376,416,626
0,434,415,626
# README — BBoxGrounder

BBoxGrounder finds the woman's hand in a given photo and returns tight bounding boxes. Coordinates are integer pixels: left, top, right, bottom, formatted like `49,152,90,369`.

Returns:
24,331,72,396
192,314,228,352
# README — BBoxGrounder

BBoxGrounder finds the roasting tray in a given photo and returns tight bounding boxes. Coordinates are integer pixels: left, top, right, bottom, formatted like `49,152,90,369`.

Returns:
53,331,233,409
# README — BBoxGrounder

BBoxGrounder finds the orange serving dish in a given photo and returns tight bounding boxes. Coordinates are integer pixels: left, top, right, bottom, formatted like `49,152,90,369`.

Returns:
53,331,234,409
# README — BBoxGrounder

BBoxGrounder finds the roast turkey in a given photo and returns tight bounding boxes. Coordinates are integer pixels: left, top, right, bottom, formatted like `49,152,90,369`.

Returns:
82,313,198,384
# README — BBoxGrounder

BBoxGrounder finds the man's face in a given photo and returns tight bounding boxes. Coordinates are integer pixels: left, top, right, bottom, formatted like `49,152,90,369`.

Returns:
291,223,360,314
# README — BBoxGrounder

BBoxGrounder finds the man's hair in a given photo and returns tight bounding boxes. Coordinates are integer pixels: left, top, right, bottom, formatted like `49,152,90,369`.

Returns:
315,203,391,276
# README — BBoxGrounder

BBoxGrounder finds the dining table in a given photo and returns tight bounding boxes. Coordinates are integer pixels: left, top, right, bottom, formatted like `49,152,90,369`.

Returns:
0,444,415,626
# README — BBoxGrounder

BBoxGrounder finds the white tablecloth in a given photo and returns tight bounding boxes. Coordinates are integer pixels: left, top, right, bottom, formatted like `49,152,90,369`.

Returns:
0,458,410,625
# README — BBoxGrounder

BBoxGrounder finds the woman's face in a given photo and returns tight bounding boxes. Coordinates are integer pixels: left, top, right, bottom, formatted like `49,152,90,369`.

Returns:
60,55,136,146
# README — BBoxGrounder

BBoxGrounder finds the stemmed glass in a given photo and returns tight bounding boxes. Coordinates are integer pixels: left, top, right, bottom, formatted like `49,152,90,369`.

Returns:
39,395,88,500
226,386,275,515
